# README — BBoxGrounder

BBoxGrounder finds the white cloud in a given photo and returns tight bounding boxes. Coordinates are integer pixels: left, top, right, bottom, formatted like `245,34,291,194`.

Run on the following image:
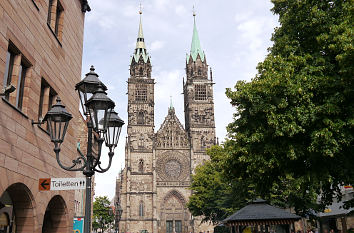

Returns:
122,4,139,17
234,12,252,23
150,40,165,51
175,5,187,16
154,69,182,105
152,0,169,11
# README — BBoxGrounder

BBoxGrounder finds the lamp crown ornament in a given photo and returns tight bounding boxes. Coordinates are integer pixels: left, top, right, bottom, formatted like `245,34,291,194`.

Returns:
43,96,72,121
76,66,108,116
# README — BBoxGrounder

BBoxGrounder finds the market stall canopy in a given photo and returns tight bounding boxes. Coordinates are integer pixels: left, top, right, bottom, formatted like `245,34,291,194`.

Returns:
223,199,301,226
318,200,354,218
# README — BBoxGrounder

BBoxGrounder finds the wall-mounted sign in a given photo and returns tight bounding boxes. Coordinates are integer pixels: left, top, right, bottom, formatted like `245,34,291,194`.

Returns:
73,217,84,233
39,178,86,191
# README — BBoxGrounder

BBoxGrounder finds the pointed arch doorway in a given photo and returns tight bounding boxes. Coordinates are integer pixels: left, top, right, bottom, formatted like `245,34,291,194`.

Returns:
160,190,190,233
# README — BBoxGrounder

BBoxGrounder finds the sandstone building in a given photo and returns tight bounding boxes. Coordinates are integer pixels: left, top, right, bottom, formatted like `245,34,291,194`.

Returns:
118,12,216,233
0,0,90,232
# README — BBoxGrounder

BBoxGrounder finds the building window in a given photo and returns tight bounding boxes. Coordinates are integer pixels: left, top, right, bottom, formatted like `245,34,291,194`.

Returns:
47,0,64,41
138,159,144,173
139,67,143,76
195,84,207,100
38,78,57,129
166,220,173,233
175,220,182,233
137,111,144,125
139,202,144,217
138,135,144,149
3,51,15,101
135,84,147,101
3,43,31,110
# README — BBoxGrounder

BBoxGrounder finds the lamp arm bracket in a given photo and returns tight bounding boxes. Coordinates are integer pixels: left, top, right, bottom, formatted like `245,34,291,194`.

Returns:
92,137,104,168
31,117,44,125
55,146,87,171
77,146,86,159
94,152,114,173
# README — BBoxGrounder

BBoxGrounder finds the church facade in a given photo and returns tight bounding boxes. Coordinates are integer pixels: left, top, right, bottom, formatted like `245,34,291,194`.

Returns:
118,12,216,233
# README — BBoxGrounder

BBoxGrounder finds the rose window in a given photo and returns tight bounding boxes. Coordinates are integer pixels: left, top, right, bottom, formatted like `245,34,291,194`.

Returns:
165,159,181,178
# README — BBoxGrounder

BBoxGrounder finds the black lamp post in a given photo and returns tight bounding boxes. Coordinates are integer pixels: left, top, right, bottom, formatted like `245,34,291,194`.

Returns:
39,66,124,233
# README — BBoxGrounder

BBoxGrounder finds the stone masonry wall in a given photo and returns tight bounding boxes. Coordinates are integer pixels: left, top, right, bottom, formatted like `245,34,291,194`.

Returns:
0,0,86,232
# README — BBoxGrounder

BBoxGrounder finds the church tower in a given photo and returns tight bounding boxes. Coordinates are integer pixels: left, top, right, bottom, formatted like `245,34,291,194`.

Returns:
120,9,156,232
184,13,216,171
119,9,216,233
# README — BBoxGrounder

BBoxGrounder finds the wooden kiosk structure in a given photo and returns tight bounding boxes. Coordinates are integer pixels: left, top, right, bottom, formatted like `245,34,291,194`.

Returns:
223,199,301,233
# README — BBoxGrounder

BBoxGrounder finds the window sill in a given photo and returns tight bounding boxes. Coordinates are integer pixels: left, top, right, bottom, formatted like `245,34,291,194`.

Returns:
47,23,62,47
1,97,29,119
31,0,40,11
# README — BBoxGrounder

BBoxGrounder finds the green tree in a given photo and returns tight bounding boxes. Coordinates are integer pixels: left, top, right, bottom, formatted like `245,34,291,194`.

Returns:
188,0,353,220
187,145,252,223
225,0,353,216
92,196,114,232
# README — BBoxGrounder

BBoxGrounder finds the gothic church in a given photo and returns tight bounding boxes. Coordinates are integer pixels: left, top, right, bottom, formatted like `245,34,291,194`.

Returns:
118,10,216,233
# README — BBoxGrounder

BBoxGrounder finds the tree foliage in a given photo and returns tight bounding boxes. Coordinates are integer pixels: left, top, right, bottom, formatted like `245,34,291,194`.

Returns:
187,145,254,223
188,0,353,221
92,196,114,232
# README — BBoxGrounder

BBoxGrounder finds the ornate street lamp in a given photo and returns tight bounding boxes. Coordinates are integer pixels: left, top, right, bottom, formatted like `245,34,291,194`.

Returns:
42,97,72,147
104,109,124,152
38,66,124,233
85,84,115,134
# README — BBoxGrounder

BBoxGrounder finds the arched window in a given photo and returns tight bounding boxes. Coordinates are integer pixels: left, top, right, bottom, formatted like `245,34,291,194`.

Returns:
139,67,143,76
201,136,206,148
137,111,144,125
138,159,144,173
139,201,144,217
198,68,201,75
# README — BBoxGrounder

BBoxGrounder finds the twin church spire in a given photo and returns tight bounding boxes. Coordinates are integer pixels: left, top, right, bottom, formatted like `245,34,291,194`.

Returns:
131,10,150,65
188,12,205,63
130,9,151,78
130,8,206,70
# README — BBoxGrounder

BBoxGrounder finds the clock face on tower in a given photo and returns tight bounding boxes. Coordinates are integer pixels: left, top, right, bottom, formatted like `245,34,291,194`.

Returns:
157,151,189,181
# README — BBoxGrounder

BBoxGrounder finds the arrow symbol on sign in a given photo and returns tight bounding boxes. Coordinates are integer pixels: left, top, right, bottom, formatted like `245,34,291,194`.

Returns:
41,179,50,190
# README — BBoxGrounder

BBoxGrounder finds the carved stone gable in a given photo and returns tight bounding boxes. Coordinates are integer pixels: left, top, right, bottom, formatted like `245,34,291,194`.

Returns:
156,108,189,149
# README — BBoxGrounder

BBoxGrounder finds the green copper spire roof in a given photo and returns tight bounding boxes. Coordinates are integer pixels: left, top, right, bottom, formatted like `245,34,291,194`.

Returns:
131,10,150,63
188,13,205,62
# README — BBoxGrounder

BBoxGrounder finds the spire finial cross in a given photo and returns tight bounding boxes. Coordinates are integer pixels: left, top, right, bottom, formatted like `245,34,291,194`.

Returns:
192,5,196,17
139,3,142,14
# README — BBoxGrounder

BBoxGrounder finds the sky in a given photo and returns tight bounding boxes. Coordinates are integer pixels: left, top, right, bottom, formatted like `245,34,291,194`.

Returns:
81,0,279,200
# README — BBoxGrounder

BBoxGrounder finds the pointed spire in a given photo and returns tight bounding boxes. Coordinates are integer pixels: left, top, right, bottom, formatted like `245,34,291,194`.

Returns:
136,7,145,50
137,4,144,43
188,8,205,62
131,5,150,64
170,96,173,109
